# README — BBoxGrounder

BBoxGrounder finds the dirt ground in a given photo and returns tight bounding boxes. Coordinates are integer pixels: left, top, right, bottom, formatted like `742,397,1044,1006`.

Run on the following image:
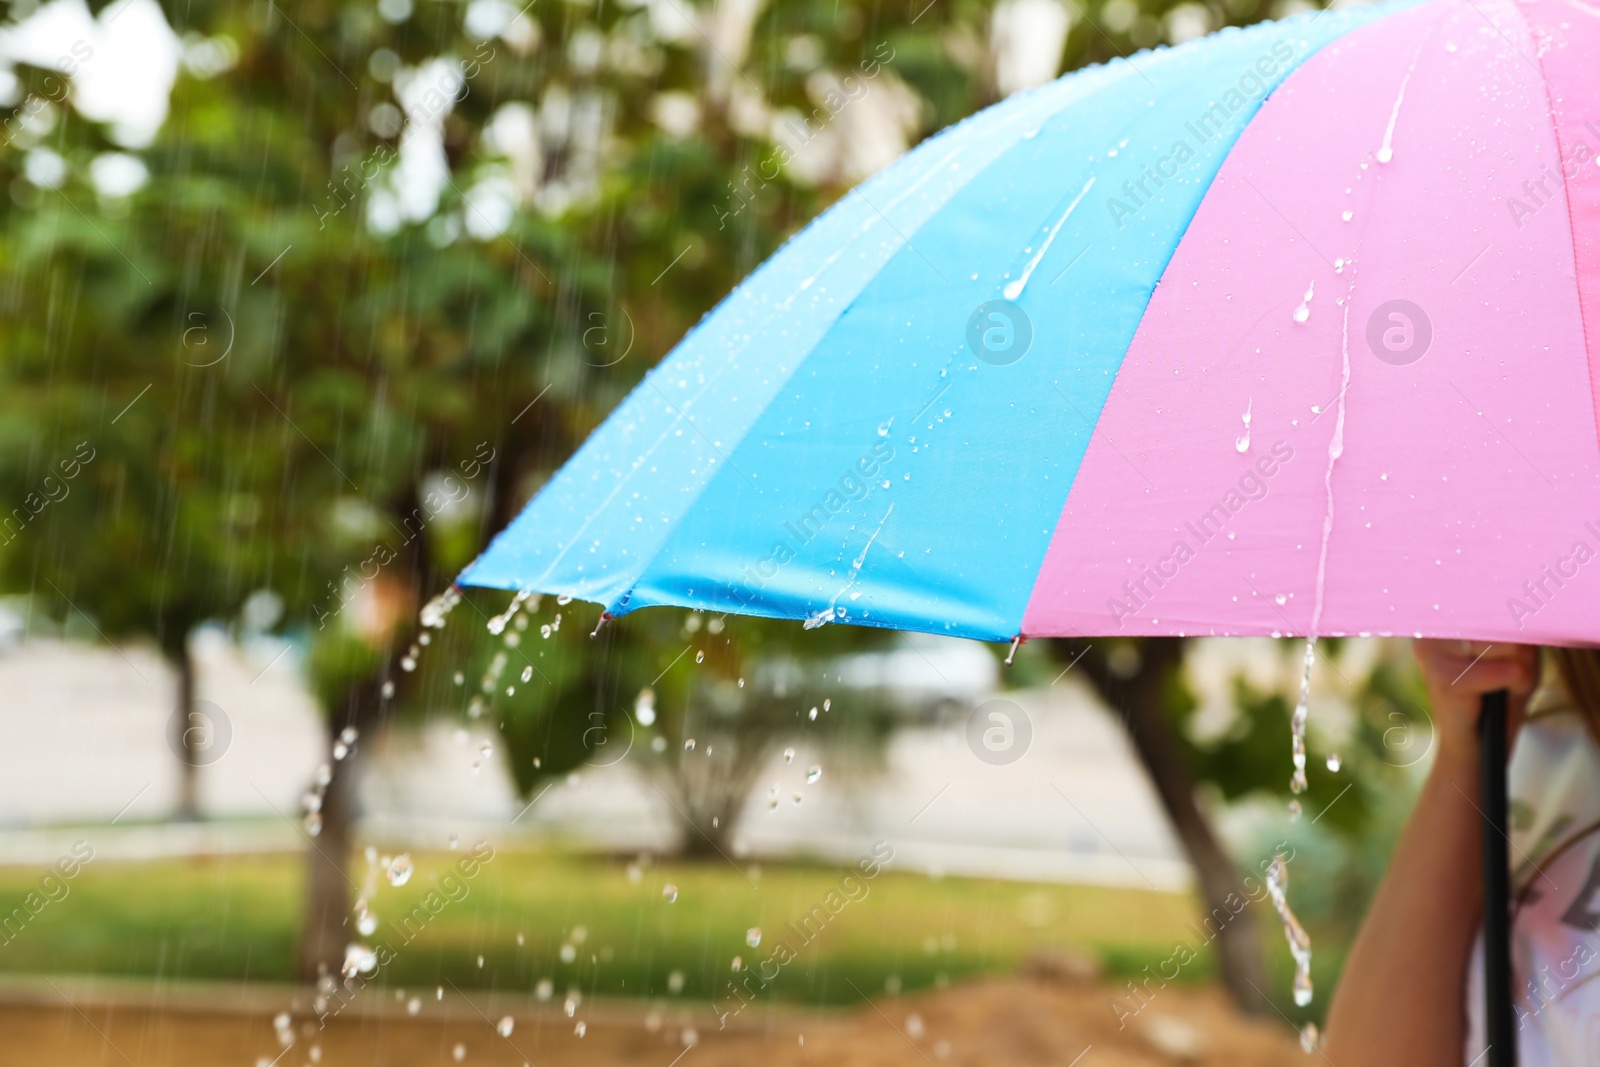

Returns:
0,968,1304,1067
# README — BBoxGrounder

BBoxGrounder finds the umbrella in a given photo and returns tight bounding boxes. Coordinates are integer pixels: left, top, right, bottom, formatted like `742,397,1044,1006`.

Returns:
461,1,1600,1062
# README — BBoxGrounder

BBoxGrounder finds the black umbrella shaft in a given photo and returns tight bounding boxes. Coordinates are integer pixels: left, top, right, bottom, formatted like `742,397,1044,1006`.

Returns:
1479,689,1515,1067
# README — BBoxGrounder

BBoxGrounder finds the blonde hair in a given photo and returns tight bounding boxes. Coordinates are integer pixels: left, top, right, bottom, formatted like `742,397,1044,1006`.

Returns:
1551,647,1600,747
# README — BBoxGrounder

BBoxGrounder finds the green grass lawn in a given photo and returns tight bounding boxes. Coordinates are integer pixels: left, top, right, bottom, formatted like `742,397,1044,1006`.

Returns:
0,843,1210,1005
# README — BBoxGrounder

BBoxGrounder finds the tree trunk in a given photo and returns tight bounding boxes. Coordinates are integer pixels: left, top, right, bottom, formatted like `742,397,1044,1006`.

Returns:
296,711,358,984
295,669,389,985
172,637,200,821
1066,637,1273,1016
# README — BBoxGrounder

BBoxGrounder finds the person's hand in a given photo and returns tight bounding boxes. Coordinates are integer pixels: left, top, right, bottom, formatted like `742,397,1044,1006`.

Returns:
1412,640,1539,767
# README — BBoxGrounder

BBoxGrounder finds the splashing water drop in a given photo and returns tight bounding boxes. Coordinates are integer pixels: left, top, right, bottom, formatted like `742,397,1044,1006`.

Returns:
557,594,573,605
420,586,462,629
783,747,795,764
808,706,819,721
1287,799,1302,822
521,666,533,683
381,680,395,699
662,884,678,902
1290,638,1315,795
304,812,322,836
574,1021,587,1038
683,738,696,751
498,1016,515,1037
746,927,762,948
452,1044,466,1063
488,589,533,635
806,765,822,783
387,854,413,887
1300,1022,1319,1053
453,671,465,685
406,997,421,1015
695,650,704,664
1265,852,1314,1007
1326,752,1342,772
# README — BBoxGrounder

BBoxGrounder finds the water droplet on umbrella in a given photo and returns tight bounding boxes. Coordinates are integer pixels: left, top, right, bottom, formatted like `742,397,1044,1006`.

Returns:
1275,593,1288,606
1236,398,1252,452
1342,209,1353,222
1293,281,1314,324
387,854,413,886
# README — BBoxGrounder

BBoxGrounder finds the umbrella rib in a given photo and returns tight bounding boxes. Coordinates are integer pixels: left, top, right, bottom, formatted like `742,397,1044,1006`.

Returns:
846,186,949,284
1047,381,1156,489
646,381,762,491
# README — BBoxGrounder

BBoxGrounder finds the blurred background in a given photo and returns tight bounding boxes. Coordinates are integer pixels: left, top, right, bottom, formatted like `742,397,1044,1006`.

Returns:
0,0,1437,1062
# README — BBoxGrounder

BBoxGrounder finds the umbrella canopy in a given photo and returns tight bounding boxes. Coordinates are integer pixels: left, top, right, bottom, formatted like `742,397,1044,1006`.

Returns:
461,0,1600,647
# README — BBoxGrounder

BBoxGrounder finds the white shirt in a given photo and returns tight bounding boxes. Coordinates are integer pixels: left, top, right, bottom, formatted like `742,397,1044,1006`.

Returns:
1465,690,1600,1065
